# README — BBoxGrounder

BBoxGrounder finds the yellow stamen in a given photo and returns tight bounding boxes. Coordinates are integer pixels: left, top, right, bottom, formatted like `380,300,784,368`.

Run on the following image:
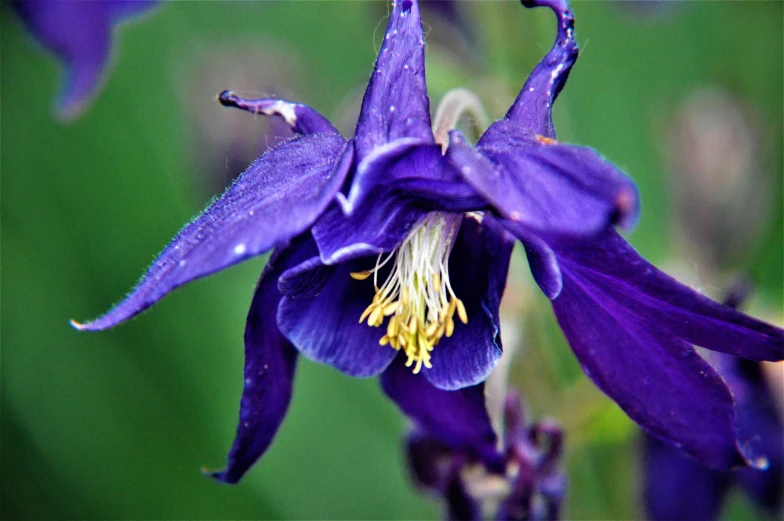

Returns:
387,316,399,338
383,301,400,316
445,316,455,338
368,305,383,327
359,304,374,324
349,212,471,373
456,299,468,324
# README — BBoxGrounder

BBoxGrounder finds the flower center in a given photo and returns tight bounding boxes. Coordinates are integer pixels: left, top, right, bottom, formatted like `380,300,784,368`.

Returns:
351,212,468,373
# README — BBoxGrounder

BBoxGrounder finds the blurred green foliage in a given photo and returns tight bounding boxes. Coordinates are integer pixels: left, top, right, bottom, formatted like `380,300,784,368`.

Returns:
2,1,781,519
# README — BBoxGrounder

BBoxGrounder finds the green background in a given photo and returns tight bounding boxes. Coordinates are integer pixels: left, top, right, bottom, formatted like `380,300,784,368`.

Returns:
2,1,781,519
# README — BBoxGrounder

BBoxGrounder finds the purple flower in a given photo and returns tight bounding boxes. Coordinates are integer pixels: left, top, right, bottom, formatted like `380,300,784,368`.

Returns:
73,0,783,484
406,390,566,521
11,0,158,121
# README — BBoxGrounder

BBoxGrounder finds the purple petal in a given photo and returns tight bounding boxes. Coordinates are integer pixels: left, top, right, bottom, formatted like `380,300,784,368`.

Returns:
553,230,784,362
353,0,434,159
210,240,312,484
643,434,730,521
424,215,514,390
73,135,352,331
12,0,157,121
381,355,502,470
447,128,639,237
218,90,339,136
718,357,784,511
276,254,396,377
315,144,484,264
312,201,425,265
503,220,562,299
343,141,485,214
505,0,578,138
13,0,111,120
552,265,756,469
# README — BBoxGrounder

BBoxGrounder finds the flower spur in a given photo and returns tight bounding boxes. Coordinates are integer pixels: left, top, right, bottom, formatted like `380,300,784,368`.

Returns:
72,0,783,484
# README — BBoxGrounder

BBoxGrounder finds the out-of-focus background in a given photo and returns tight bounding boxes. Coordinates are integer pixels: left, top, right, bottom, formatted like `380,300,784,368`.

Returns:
1,1,781,519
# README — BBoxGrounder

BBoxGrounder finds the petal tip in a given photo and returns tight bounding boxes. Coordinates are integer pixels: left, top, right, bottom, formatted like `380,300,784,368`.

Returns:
546,281,564,300
748,455,770,471
217,90,235,106
69,318,88,331
335,191,353,215
201,465,236,484
615,185,640,229
54,99,88,124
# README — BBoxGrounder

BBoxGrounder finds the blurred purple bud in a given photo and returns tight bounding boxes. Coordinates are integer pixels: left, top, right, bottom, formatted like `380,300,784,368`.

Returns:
446,457,482,521
406,389,566,521
407,430,455,490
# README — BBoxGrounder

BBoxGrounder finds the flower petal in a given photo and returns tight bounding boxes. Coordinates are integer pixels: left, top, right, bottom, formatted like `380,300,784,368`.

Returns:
447,129,639,237
552,265,757,469
312,201,425,265
505,0,578,138
424,215,513,390
354,0,434,159
13,0,114,120
209,241,312,484
276,253,397,377
218,90,339,136
718,357,784,511
108,0,159,22
314,143,484,264
503,220,563,299
381,355,502,470
343,141,485,214
553,230,784,362
73,135,352,331
643,434,730,521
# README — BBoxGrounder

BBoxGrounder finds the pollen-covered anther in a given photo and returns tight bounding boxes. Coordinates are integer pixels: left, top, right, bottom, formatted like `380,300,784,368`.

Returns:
353,212,469,374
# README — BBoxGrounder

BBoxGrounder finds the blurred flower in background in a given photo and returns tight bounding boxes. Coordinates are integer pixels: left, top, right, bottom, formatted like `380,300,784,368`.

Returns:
10,0,158,121
407,389,565,521
666,89,772,275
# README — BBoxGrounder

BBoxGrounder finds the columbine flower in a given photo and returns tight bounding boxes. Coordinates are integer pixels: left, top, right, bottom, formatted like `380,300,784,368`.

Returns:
11,0,158,120
406,389,565,521
73,0,782,485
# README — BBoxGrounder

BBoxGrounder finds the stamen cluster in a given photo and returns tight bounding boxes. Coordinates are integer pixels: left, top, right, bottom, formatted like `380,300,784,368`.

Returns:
352,213,468,373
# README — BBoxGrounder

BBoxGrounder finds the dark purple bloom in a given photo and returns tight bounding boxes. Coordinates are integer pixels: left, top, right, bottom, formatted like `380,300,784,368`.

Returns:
73,0,783,484
406,390,566,521
643,288,783,521
11,0,158,120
